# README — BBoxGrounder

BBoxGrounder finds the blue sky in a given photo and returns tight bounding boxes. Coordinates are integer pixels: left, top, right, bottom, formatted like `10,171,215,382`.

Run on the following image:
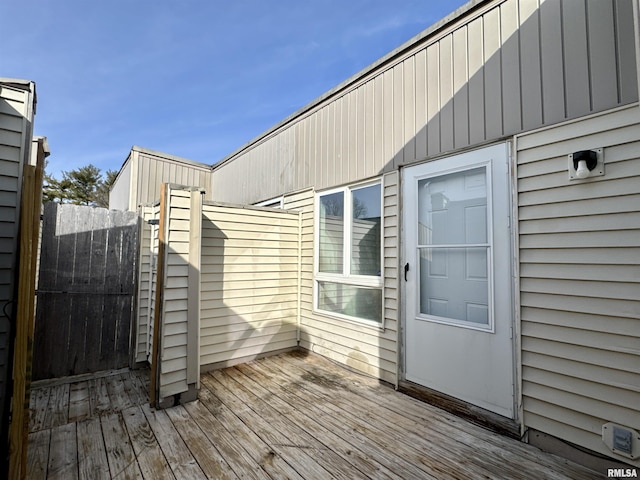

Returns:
3,0,468,179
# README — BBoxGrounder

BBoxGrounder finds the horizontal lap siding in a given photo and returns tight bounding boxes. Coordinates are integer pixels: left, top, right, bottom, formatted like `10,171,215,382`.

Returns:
135,205,154,363
210,0,637,206
200,203,300,367
284,177,399,385
148,204,160,361
159,189,191,397
0,82,33,438
0,84,28,323
516,105,640,466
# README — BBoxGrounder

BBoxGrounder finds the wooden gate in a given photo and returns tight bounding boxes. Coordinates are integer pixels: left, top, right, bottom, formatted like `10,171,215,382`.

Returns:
32,203,138,380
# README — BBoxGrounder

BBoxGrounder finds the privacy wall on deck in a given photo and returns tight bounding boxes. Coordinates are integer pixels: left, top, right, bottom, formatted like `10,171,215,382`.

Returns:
135,204,157,364
516,104,640,466
137,185,303,405
200,202,301,369
138,185,202,407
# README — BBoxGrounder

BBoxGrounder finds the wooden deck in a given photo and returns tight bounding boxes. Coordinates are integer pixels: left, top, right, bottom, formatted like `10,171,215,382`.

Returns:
26,351,601,479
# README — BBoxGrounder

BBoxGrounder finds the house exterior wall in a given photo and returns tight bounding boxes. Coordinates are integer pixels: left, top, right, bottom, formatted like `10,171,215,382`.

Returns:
210,0,637,206
123,0,640,465
0,79,35,450
200,202,300,368
281,174,400,385
109,146,212,211
109,158,131,211
196,0,640,466
516,104,640,466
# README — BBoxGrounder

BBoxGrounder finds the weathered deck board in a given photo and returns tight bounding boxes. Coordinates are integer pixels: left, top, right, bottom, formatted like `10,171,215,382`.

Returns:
68,382,90,423
42,384,69,430
164,405,240,480
100,412,139,479
288,352,591,479
77,417,110,479
233,362,400,480
29,387,50,432
204,371,343,479
26,354,602,480
248,358,444,480
26,429,49,480
141,403,207,479
263,354,516,479
196,384,298,479
121,406,174,479
47,423,77,480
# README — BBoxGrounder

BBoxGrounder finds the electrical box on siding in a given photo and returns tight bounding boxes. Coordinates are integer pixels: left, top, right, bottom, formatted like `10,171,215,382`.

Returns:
602,423,640,460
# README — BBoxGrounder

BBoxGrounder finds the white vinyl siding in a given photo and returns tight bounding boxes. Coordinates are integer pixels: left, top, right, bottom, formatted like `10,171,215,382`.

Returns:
135,204,155,363
285,172,399,385
516,104,640,466
148,203,160,360
158,188,195,398
210,0,637,206
199,203,300,368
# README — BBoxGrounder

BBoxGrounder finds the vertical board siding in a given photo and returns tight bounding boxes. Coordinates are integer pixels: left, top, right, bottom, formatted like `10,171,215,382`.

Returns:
136,152,212,210
283,179,399,385
110,148,213,211
516,105,640,466
210,0,637,206
199,203,300,368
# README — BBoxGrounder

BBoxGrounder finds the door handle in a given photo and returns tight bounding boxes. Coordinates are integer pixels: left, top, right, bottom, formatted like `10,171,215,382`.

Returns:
404,262,410,281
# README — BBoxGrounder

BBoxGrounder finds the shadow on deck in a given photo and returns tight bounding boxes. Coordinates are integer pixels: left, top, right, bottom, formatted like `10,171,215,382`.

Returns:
26,351,600,479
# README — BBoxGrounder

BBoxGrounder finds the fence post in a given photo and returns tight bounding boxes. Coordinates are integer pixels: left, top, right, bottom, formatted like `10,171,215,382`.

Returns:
149,184,168,408
9,156,44,480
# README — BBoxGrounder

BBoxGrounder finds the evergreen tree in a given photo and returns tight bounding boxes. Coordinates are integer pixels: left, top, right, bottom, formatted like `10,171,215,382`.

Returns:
93,169,118,208
43,163,116,207
64,165,102,205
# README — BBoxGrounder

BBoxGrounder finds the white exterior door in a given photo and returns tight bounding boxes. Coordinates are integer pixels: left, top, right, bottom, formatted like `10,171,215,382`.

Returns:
403,143,515,419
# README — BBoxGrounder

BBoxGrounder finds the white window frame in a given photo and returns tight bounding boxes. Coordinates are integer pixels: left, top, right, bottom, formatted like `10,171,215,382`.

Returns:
313,179,384,327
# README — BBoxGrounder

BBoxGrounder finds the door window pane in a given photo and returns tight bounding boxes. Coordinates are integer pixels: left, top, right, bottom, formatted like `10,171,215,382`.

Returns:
351,184,381,276
417,166,490,326
318,281,382,323
319,192,344,273
418,167,487,245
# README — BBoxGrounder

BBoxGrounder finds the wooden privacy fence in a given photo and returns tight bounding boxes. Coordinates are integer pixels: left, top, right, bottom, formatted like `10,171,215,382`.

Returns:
33,203,138,380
